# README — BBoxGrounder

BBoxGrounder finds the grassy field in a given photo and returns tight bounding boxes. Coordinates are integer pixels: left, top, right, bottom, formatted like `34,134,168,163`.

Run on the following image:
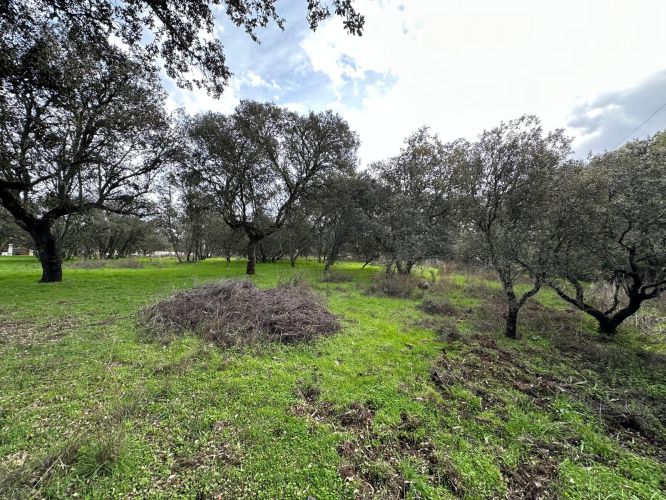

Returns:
0,256,664,499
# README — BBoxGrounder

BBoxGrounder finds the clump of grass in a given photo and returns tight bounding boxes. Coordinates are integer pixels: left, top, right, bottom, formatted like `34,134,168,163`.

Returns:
367,273,421,298
320,269,353,283
67,259,107,269
73,430,133,479
293,378,321,403
67,258,144,269
139,279,340,348
0,440,82,497
111,259,144,269
418,298,458,316
0,429,133,496
435,320,461,341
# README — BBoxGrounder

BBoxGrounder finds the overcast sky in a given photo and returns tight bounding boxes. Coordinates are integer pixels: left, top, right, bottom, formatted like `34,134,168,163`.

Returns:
165,0,666,165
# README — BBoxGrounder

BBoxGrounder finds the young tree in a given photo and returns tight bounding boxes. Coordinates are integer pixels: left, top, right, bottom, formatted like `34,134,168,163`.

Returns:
2,0,364,97
203,217,246,266
0,27,176,281
545,135,666,336
271,208,316,268
159,168,214,262
369,128,453,274
305,172,375,271
189,101,359,275
452,116,570,339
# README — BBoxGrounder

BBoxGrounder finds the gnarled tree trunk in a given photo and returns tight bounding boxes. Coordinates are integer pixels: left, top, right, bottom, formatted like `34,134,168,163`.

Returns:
550,279,649,338
29,221,63,283
498,271,542,340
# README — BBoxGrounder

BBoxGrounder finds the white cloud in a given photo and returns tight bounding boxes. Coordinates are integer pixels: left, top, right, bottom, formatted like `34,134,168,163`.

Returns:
165,74,241,115
246,71,281,90
299,0,666,163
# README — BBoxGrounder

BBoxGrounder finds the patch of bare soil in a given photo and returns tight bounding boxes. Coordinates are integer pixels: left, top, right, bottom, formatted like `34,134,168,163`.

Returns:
139,280,340,348
291,387,463,499
502,452,558,500
0,311,77,347
430,329,666,483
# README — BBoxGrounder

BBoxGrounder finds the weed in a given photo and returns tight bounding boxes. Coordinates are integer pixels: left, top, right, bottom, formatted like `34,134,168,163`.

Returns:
320,269,354,283
418,298,459,316
367,273,421,298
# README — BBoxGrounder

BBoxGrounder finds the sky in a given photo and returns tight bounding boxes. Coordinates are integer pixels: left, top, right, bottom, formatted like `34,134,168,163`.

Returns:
164,0,666,165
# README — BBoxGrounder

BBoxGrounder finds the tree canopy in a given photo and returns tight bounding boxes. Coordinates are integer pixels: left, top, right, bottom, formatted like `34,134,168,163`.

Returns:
187,101,359,274
1,0,364,96
0,25,176,281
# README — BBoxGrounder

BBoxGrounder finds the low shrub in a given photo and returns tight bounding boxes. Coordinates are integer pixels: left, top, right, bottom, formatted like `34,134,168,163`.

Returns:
367,273,420,298
111,259,144,269
139,279,340,348
67,258,144,269
320,270,353,283
418,298,458,316
67,259,107,269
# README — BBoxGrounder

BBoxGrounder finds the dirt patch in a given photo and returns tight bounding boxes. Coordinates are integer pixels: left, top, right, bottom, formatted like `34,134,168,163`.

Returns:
291,386,458,499
0,313,77,348
289,393,374,432
139,280,340,348
503,456,558,499
331,411,460,499
430,331,666,466
337,402,375,431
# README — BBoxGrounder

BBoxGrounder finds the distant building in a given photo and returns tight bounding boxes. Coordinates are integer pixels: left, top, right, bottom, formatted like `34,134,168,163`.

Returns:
1,244,33,256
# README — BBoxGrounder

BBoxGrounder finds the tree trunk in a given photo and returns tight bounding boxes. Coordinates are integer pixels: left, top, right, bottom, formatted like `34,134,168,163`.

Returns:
597,317,618,336
550,281,643,338
246,239,257,275
596,297,642,336
499,275,527,340
505,304,520,340
29,222,63,283
324,251,335,271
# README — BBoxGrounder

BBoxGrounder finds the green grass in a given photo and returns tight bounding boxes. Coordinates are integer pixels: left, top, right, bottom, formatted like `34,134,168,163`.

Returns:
0,256,664,498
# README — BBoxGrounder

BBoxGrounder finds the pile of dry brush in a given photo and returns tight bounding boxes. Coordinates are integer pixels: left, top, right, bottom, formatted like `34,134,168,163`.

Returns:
139,279,340,348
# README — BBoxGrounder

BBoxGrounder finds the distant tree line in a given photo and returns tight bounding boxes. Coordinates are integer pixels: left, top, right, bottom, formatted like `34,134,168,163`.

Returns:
1,2,664,340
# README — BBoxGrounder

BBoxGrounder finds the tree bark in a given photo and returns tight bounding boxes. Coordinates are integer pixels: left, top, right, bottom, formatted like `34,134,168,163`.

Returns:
246,239,258,275
505,304,520,339
597,317,618,336
29,222,63,283
596,296,642,336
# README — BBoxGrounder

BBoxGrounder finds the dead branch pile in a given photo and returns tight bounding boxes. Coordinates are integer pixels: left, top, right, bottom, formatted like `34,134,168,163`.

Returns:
139,279,340,348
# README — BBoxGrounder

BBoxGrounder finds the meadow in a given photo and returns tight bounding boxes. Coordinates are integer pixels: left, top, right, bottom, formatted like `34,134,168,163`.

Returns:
0,256,664,499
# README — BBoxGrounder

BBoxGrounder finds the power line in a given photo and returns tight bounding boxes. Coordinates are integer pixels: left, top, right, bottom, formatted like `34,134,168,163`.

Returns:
614,101,666,149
